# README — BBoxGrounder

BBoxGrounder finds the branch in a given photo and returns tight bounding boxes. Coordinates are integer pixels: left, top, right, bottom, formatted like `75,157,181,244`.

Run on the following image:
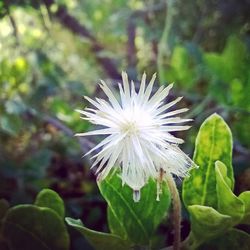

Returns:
42,0,121,80
25,109,94,163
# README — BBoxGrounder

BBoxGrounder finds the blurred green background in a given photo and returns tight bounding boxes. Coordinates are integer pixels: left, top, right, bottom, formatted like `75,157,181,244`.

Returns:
0,0,250,249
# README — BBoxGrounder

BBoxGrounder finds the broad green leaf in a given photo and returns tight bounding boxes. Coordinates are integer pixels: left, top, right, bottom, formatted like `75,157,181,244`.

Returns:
199,229,250,250
65,217,130,250
187,205,232,247
107,207,127,238
182,113,233,208
239,191,250,225
35,188,65,218
215,161,244,224
2,205,69,250
98,174,171,245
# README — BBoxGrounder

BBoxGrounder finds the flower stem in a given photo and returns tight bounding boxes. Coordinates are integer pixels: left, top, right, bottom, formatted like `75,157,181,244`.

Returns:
165,172,181,250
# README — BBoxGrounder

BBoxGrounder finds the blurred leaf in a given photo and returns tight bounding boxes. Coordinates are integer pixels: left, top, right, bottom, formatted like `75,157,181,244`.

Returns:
205,36,248,83
233,115,250,147
98,174,171,245
35,189,65,219
182,113,233,208
5,99,27,115
204,53,224,80
65,217,130,250
187,205,232,247
199,229,250,250
222,36,247,83
215,161,244,225
239,191,250,225
2,205,69,250
23,149,53,179
165,45,196,88
205,36,250,106
0,115,22,136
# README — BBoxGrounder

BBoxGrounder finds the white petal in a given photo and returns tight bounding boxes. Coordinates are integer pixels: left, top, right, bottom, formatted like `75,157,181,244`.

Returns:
160,125,191,132
138,72,146,97
142,73,156,103
75,128,117,136
100,142,123,179
157,117,193,125
158,108,189,119
154,96,183,115
122,71,130,101
148,83,173,107
84,134,117,156
99,80,122,111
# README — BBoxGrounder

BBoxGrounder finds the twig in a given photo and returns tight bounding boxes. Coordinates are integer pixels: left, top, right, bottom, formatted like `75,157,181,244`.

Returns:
165,171,181,250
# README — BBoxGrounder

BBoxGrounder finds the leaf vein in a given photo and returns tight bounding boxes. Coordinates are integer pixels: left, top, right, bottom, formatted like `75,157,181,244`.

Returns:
105,181,149,239
201,117,216,205
4,221,51,250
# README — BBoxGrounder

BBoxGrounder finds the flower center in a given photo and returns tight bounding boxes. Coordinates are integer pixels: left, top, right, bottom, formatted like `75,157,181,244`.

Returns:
122,121,139,136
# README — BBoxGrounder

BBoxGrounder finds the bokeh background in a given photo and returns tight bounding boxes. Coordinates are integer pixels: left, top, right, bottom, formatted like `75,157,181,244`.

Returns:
0,0,250,249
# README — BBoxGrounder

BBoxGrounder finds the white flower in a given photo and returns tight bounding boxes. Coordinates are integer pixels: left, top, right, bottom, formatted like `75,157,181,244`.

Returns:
76,72,194,201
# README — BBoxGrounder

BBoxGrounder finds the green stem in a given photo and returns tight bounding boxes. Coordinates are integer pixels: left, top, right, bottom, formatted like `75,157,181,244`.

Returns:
165,171,181,250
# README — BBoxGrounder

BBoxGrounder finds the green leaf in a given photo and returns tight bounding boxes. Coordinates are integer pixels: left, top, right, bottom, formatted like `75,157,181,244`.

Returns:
2,205,69,250
65,217,130,250
35,189,65,218
107,207,127,238
182,113,233,208
98,174,171,245
215,161,244,224
187,205,232,247
199,229,250,250
239,191,250,225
